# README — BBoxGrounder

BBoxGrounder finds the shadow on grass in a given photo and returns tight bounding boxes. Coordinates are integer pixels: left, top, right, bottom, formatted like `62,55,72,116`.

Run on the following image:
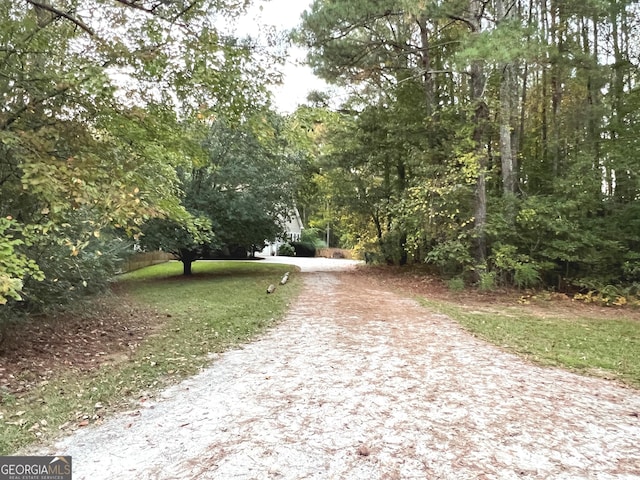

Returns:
120,260,296,284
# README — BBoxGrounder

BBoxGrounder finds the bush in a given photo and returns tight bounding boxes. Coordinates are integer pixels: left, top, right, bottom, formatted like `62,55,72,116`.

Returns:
352,239,380,263
447,276,465,292
492,243,542,289
2,233,128,321
622,252,640,283
277,243,295,256
513,263,542,289
425,240,474,276
300,228,326,248
292,241,316,257
478,271,496,292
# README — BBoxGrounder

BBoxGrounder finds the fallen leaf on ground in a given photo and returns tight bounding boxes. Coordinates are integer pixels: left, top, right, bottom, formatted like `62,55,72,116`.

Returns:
357,445,370,457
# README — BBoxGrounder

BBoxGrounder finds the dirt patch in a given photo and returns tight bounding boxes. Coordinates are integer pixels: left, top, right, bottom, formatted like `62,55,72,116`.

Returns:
30,271,640,479
0,292,163,397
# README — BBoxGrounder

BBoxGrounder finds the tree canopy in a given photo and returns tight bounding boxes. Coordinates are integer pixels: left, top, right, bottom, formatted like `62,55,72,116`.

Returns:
140,116,298,275
2,0,638,310
0,0,279,308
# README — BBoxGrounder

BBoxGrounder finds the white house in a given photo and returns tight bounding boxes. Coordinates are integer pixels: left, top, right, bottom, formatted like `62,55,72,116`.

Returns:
259,207,304,256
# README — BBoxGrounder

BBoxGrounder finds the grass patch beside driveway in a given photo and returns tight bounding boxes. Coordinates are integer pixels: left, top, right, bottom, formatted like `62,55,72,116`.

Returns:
0,261,300,454
419,298,640,388
123,261,299,358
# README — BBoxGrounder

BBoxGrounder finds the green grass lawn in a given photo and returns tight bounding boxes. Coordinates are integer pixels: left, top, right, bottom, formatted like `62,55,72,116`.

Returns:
119,260,300,371
420,298,640,388
0,260,300,454
122,261,301,366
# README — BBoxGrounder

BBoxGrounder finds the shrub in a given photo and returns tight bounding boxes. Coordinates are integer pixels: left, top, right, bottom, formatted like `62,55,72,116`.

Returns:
447,276,465,292
277,243,295,256
513,263,542,289
573,282,640,307
300,228,326,248
622,253,640,283
478,271,496,292
425,240,474,276
352,239,380,263
492,243,542,289
2,233,128,321
292,242,316,257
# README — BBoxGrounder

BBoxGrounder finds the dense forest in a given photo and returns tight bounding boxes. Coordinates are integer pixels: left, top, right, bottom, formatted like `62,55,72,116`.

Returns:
295,0,640,294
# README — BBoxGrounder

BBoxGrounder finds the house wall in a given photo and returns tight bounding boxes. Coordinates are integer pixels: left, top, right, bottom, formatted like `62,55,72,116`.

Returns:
258,207,304,257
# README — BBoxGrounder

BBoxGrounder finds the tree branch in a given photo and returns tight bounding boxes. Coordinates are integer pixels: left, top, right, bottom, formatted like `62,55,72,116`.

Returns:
113,0,198,22
112,0,156,15
446,14,476,32
1,85,72,130
24,0,95,36
170,1,197,24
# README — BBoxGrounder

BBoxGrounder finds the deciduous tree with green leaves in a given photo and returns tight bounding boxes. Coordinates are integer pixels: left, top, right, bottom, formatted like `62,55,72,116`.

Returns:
140,116,297,275
0,0,277,307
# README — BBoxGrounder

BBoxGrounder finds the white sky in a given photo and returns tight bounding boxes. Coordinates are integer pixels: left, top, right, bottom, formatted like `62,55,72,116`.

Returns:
236,0,329,113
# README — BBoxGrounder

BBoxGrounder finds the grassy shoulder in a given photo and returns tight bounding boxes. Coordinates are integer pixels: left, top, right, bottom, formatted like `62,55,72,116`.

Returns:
0,260,300,454
419,297,640,388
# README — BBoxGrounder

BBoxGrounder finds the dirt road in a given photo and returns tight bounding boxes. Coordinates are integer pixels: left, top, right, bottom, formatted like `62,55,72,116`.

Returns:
34,261,640,479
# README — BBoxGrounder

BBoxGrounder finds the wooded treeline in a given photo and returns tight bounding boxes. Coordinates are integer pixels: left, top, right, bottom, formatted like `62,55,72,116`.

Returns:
297,0,640,292
1,0,638,317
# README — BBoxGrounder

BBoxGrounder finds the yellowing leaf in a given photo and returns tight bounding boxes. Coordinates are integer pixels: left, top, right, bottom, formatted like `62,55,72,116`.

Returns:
613,296,627,306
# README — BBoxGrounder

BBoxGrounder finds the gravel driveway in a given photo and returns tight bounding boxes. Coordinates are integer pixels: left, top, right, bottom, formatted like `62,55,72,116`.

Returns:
34,259,640,479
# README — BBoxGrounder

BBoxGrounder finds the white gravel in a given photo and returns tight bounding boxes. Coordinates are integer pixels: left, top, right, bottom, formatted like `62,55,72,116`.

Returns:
32,264,640,479
255,256,363,272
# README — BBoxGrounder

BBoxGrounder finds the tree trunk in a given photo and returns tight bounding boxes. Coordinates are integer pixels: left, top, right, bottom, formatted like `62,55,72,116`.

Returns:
183,260,193,276
468,0,488,268
416,16,434,115
518,61,528,167
499,64,516,195
517,0,534,166
496,0,518,196
474,163,487,265
372,211,383,242
179,249,197,276
399,232,408,266
550,0,563,177
471,61,489,267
